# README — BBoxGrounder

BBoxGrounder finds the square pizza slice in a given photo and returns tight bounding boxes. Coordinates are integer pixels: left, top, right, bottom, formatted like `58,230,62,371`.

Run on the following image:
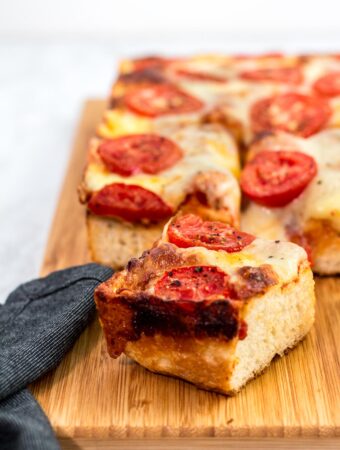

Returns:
95,213,315,394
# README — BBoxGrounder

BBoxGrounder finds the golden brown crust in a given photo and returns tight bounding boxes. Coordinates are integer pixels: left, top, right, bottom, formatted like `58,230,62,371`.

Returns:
110,264,314,395
304,219,340,274
95,241,280,360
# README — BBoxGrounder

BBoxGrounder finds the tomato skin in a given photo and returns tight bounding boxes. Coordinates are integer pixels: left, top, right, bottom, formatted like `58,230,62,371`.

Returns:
313,72,340,97
131,56,174,71
154,266,231,302
88,183,172,222
240,150,317,207
168,214,255,252
240,67,302,84
175,69,227,83
250,92,331,138
98,134,183,176
125,84,204,117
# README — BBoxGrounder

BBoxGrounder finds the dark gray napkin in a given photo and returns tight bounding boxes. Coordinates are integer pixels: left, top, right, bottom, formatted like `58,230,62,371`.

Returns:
0,263,113,450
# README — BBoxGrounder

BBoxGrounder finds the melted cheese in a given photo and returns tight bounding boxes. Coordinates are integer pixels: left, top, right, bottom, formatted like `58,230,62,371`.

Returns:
179,238,306,284
160,216,305,284
97,110,151,138
85,123,240,214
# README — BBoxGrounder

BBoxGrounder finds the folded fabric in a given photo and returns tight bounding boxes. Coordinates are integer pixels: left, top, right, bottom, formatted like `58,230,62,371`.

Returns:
0,263,113,450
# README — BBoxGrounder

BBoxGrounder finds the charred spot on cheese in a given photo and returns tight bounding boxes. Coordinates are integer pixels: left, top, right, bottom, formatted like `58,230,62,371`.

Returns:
108,96,125,109
118,69,167,85
124,244,196,290
230,264,278,299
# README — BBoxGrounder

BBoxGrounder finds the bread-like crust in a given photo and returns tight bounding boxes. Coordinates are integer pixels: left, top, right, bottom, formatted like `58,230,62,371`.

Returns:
96,260,314,395
128,266,314,394
304,219,340,275
87,213,164,270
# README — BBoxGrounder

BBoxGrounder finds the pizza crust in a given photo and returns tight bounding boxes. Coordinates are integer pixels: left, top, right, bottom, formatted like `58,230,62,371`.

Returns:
102,264,314,395
87,213,164,269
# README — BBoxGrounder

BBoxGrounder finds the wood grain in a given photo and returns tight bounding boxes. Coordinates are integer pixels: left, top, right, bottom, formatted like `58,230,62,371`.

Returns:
31,100,340,449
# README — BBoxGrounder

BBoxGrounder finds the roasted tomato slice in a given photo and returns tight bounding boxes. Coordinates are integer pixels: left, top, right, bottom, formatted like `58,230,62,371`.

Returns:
250,92,331,138
313,72,340,97
88,183,172,221
98,134,183,176
175,68,226,83
168,214,255,252
131,56,173,71
154,266,231,301
240,150,317,207
240,67,302,84
125,84,204,117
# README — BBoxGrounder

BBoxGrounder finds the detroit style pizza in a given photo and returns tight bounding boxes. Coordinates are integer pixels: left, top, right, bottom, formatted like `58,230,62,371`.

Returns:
77,52,340,393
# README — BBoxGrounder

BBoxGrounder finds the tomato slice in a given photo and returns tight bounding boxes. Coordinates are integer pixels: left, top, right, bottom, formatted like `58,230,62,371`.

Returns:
98,134,183,176
132,56,173,71
240,67,302,84
313,72,340,97
125,84,204,117
88,183,172,221
250,92,331,138
154,266,231,301
168,214,255,252
240,150,317,207
175,68,227,83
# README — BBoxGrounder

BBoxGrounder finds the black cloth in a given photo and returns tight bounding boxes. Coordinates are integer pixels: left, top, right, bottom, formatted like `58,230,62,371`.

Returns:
0,263,113,450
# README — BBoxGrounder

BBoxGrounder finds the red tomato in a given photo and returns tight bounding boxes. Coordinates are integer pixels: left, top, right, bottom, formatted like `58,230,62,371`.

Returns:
132,56,173,71
88,183,172,221
168,214,255,252
125,85,204,117
175,68,226,83
98,134,183,176
240,67,302,84
313,72,340,97
240,150,317,207
154,266,231,301
250,92,331,138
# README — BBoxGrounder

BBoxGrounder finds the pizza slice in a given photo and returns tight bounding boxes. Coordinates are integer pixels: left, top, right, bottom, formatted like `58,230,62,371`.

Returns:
95,213,315,394
240,129,340,275
79,122,240,268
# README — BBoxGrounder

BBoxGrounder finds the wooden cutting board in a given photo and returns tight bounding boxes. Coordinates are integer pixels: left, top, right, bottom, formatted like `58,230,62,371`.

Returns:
31,100,340,450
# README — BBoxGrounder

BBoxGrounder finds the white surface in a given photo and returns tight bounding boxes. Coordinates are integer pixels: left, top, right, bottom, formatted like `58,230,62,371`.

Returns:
1,33,340,302
1,0,340,37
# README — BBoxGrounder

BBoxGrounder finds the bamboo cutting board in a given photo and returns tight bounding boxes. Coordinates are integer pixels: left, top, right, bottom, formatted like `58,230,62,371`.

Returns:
31,100,340,450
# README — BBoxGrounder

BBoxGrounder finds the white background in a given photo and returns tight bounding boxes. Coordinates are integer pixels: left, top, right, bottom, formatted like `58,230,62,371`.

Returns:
1,0,340,301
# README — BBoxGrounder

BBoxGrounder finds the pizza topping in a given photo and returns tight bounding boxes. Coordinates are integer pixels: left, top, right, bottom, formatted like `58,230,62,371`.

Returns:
125,84,204,117
88,183,172,221
98,134,183,176
154,266,231,301
118,69,166,85
175,68,227,83
168,214,255,252
313,72,340,97
240,67,302,84
240,150,317,207
131,56,174,71
230,265,279,299
250,92,331,138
